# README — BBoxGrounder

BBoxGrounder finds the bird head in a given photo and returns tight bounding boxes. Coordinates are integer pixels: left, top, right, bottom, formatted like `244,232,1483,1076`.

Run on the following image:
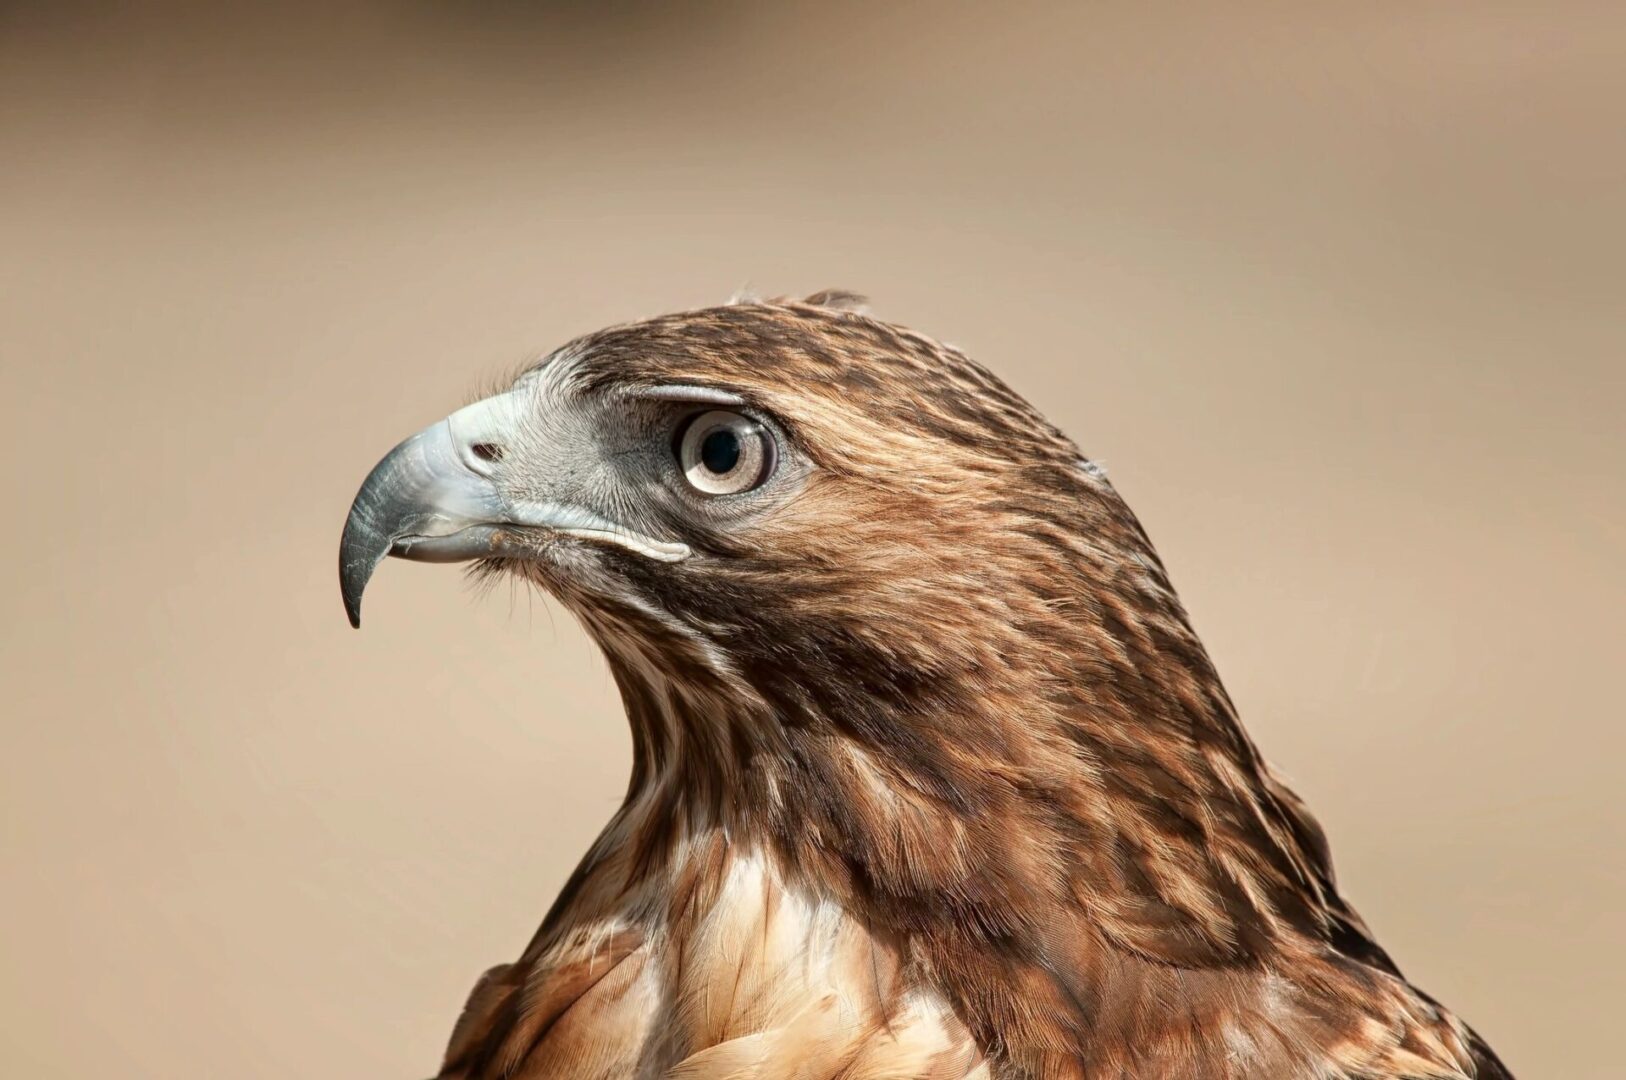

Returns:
342,293,1121,702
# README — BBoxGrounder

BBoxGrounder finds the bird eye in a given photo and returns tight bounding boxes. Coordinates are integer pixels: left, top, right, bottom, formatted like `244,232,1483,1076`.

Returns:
675,410,776,496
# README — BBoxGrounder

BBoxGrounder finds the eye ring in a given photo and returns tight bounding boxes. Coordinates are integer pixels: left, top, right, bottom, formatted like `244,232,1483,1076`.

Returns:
675,410,777,496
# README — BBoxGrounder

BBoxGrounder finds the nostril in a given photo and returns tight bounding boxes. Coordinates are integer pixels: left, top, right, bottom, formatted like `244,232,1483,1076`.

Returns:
470,442,504,463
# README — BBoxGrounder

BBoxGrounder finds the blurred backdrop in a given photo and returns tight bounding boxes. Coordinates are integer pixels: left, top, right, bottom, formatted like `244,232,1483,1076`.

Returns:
2,2,1622,1076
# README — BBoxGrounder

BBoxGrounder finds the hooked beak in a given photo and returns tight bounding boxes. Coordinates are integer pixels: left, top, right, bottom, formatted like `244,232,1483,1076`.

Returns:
338,390,689,629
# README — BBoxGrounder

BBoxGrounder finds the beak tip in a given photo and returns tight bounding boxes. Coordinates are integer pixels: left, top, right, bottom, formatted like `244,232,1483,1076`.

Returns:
338,547,379,631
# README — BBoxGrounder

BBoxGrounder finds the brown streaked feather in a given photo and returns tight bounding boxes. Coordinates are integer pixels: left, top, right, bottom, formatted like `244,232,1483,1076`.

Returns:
439,929,647,1080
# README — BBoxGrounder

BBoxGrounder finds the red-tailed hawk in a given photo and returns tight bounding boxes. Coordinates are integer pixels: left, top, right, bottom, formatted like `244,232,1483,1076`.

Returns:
340,293,1510,1079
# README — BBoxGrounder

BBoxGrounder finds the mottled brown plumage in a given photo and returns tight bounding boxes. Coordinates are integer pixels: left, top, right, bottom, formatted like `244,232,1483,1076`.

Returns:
342,294,1510,1078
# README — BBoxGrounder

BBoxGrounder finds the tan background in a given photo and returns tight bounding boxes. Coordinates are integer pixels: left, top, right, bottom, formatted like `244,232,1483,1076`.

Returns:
2,2,1621,1076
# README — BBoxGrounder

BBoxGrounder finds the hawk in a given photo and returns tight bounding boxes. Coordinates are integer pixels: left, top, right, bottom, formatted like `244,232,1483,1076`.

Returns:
340,293,1511,1078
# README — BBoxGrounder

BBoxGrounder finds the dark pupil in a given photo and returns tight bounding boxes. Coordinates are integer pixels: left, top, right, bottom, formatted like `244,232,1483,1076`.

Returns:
700,427,742,474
